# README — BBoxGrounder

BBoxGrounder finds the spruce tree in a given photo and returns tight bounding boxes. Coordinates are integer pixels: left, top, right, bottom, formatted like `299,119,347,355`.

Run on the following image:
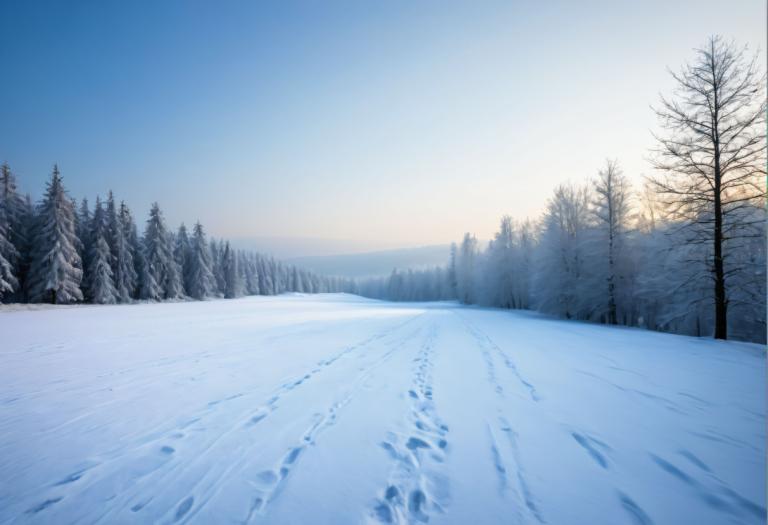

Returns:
27,165,83,304
14,194,35,300
174,224,191,294
1,163,30,299
222,241,240,298
209,239,226,296
105,191,119,276
86,197,117,304
120,202,141,298
0,205,17,300
186,222,216,300
113,201,138,302
77,198,91,263
242,252,260,295
140,203,183,301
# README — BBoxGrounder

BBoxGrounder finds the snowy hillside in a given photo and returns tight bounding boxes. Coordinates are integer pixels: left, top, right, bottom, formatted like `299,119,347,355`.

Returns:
0,294,764,524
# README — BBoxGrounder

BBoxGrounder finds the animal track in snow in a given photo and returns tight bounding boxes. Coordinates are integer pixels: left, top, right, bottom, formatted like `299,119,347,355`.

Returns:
369,323,450,524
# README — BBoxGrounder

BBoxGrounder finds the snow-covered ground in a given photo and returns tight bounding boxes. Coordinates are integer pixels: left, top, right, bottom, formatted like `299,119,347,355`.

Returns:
0,294,764,525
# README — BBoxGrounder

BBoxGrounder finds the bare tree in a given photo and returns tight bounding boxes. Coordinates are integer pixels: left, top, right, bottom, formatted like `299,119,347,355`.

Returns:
592,159,632,325
649,35,766,340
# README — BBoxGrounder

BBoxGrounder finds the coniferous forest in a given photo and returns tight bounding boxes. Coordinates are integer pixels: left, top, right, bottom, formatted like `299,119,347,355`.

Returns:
0,164,353,307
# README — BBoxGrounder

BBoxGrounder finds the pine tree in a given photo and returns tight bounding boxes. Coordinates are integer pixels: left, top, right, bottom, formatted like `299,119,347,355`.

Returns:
242,252,260,295
210,239,226,296
113,201,138,302
27,165,83,304
14,194,35,300
105,191,119,275
119,202,141,299
0,205,17,300
85,197,117,304
258,256,274,295
0,164,25,256
222,241,241,298
0,164,19,301
174,223,192,294
140,202,183,300
77,198,91,263
186,222,216,300
1,163,29,299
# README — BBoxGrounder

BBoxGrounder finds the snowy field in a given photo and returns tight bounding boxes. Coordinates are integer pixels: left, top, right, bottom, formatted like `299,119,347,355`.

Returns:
0,294,764,525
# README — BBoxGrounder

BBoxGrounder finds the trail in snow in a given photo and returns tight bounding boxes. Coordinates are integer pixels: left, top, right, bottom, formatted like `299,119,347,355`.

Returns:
369,320,451,524
0,295,764,525
455,312,544,524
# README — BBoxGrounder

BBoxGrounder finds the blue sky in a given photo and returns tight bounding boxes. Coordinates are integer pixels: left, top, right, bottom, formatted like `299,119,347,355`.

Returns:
1,1,764,252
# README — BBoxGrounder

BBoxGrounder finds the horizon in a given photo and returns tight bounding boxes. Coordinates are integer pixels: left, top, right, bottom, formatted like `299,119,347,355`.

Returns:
1,1,765,254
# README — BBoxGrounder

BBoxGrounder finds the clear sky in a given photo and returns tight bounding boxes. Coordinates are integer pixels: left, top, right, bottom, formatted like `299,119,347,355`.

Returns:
1,1,764,253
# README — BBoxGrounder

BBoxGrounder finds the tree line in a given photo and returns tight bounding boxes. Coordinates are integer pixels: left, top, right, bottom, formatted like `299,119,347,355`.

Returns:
359,36,766,343
0,165,354,305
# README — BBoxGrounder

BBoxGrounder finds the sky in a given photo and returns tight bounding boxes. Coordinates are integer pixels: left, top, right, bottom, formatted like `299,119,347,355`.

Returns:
0,1,765,255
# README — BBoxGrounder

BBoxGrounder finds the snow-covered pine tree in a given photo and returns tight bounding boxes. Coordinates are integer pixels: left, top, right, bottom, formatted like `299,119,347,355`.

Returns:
0,164,25,254
27,165,83,304
105,191,119,274
241,252,260,295
222,241,241,298
77,198,91,264
14,194,35,300
119,202,141,299
290,266,301,293
112,201,138,302
140,203,183,301
0,204,18,300
186,222,216,300
0,164,20,301
277,260,288,294
138,253,160,301
1,163,30,300
162,228,184,299
85,197,117,304
209,239,226,296
174,224,191,294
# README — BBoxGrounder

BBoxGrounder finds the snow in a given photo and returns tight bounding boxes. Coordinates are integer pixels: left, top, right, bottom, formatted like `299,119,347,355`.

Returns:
0,294,764,524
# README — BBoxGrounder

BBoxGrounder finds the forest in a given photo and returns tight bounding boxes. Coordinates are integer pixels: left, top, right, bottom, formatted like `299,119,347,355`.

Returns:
1,36,765,343
0,165,353,307
358,37,767,343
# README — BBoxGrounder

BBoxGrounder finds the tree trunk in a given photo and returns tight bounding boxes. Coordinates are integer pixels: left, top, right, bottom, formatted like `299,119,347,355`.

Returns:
713,177,727,339
712,70,727,340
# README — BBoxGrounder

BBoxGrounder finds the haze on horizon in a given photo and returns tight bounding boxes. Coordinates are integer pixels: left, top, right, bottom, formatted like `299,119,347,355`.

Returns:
1,0,764,254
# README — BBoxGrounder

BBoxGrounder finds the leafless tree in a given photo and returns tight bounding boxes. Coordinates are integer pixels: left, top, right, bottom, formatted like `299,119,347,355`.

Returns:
593,159,632,325
649,35,766,340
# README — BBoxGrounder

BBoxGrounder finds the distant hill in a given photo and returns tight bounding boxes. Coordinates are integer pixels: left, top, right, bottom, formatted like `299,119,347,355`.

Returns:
287,245,451,278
